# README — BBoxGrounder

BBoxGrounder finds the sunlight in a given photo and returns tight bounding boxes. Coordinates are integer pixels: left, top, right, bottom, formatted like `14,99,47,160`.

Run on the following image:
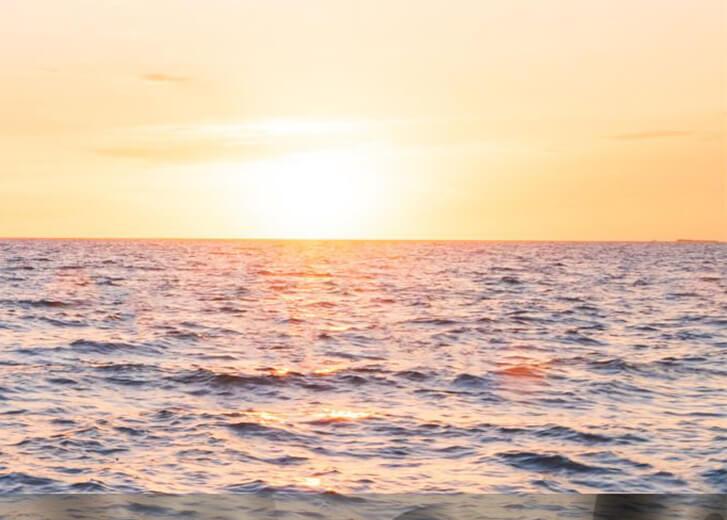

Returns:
246,148,382,239
310,409,374,424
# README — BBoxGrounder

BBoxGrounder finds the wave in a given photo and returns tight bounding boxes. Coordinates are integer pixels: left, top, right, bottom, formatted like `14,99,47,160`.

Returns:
0,472,61,493
227,422,307,443
0,298,77,308
533,425,647,445
70,339,158,354
498,451,617,475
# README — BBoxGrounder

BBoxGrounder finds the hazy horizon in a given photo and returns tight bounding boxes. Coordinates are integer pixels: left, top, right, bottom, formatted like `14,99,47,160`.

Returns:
0,235,724,243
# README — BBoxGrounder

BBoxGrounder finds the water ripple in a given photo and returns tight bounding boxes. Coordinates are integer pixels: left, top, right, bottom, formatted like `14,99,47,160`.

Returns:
0,239,725,493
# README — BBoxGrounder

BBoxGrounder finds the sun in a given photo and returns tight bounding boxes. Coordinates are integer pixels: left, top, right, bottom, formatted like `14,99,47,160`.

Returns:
246,148,382,239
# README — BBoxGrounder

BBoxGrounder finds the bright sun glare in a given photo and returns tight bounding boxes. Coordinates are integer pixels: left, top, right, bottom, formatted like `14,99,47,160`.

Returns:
247,148,382,239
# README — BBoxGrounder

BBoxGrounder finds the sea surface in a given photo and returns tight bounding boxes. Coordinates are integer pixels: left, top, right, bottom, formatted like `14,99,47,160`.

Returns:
0,240,725,495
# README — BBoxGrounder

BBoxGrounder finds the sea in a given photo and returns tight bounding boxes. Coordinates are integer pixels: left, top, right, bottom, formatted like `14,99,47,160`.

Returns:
0,239,725,500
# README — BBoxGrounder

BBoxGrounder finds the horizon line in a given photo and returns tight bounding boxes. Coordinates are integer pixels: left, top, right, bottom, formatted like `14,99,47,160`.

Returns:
0,236,723,244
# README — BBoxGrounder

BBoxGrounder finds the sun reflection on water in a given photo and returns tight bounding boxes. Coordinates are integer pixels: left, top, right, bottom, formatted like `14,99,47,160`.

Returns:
267,367,292,377
311,409,374,424
312,366,345,376
300,476,322,488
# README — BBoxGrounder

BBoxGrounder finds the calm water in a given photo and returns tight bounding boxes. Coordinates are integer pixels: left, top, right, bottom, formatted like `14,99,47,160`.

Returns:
0,240,725,494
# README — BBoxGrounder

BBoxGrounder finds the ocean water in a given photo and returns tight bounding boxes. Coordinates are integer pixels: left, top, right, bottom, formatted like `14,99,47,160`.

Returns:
0,240,725,495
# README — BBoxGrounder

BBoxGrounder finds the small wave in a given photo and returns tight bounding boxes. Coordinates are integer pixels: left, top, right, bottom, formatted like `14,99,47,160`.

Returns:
561,332,605,346
47,376,78,386
572,304,601,313
70,339,153,354
2,298,75,308
408,318,461,326
39,317,88,328
499,451,616,475
500,276,522,284
652,355,725,377
260,455,309,466
699,276,721,282
372,297,396,304
93,362,154,372
306,410,374,425
228,422,305,443
218,305,246,314
326,351,386,361
172,368,301,389
1,408,27,415
533,425,646,445
588,358,643,374
702,467,727,488
395,370,431,382
126,502,178,516
589,380,654,398
69,480,110,492
224,480,280,493
507,313,551,324
667,291,701,299
452,373,489,387
531,478,579,492
0,472,61,493
163,329,208,342
95,276,124,286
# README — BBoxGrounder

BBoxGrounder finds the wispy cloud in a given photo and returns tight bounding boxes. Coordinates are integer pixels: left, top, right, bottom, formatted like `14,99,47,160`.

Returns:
95,144,242,162
140,73,190,84
92,119,379,163
606,130,693,141
91,117,517,164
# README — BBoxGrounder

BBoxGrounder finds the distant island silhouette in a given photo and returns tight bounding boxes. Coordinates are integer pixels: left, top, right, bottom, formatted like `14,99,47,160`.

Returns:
676,239,722,243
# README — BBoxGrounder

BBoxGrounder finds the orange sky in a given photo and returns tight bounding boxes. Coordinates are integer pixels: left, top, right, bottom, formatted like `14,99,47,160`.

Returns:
1,0,725,240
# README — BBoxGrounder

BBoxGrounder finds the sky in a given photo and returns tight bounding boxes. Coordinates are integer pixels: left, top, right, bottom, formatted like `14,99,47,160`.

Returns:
1,0,725,240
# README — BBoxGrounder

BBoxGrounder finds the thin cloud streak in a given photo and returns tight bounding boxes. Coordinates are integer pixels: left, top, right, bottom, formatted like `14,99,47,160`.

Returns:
606,130,693,141
141,73,190,83
90,116,525,164
92,119,383,163
94,142,274,163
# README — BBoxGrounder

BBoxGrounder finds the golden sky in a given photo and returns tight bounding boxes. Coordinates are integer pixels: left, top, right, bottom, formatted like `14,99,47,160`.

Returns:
1,0,725,240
